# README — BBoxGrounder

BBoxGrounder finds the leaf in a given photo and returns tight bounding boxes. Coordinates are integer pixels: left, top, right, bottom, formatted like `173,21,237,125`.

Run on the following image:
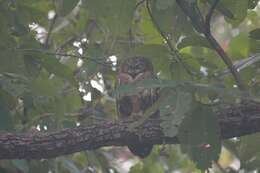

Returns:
31,70,81,120
156,0,175,10
223,0,249,26
248,0,260,9
0,73,29,97
11,21,29,37
128,88,173,129
170,61,191,80
176,0,205,33
177,35,211,49
115,78,178,97
130,161,164,173
249,28,260,40
207,0,234,19
61,158,81,173
139,6,163,44
24,54,41,78
178,103,221,170
56,0,79,16
0,88,17,110
83,0,135,35
130,163,143,173
41,56,76,85
82,45,104,79
160,90,193,137
151,0,197,40
0,106,13,131
228,33,249,59
12,160,29,173
27,160,49,173
31,70,63,97
129,44,172,78
115,78,243,99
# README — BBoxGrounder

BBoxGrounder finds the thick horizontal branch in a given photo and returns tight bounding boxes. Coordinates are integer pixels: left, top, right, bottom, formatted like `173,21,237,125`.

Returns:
0,101,260,159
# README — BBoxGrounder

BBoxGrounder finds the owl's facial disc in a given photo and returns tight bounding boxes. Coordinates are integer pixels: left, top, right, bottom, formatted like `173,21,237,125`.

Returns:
125,57,151,78
127,61,146,77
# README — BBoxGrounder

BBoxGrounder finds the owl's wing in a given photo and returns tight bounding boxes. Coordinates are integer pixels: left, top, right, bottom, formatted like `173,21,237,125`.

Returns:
134,72,159,115
116,96,133,118
139,86,159,114
116,73,134,119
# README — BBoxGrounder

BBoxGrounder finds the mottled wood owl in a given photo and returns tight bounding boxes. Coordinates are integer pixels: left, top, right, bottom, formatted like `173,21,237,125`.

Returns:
116,56,159,158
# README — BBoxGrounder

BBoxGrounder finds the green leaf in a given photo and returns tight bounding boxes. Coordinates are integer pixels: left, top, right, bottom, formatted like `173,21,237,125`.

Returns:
139,6,163,44
12,160,29,173
130,161,164,173
61,158,81,173
128,88,173,129
41,56,76,85
176,0,205,33
115,79,177,97
82,45,104,79
31,70,63,97
83,0,135,35
56,0,79,16
0,88,17,110
223,0,249,26
31,70,81,119
115,78,242,99
207,0,234,19
150,0,197,40
0,106,13,131
178,103,221,170
130,163,143,173
248,0,260,9
170,61,191,80
28,160,50,173
24,54,41,78
129,44,172,78
156,0,175,10
0,73,28,97
11,21,29,37
228,33,249,59
249,28,260,40
160,89,193,137
177,35,211,49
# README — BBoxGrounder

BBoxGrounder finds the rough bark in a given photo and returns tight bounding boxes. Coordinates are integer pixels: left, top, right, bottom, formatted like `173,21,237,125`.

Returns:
0,101,260,159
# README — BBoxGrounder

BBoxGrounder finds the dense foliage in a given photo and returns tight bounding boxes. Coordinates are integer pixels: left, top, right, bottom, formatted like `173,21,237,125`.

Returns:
1,0,260,172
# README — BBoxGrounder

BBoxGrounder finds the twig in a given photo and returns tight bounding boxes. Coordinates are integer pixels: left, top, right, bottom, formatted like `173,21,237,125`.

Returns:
56,19,97,52
56,35,79,52
205,33,246,90
134,0,145,11
205,0,219,32
145,0,194,77
176,0,246,91
18,48,112,67
44,13,58,48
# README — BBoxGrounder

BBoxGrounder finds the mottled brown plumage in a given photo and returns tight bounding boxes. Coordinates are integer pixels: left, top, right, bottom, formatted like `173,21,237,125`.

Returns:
116,56,159,158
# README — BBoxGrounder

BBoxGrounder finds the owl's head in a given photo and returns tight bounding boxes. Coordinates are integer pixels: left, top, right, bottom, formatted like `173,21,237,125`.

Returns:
119,57,154,78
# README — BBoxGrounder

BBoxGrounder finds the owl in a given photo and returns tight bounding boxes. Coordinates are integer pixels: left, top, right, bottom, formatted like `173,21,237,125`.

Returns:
116,56,159,158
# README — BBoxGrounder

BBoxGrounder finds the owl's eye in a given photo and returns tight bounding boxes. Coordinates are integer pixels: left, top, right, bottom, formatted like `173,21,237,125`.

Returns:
136,63,143,69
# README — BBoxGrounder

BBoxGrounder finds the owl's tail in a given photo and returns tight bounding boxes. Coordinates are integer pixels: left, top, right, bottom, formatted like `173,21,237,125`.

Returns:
128,142,153,158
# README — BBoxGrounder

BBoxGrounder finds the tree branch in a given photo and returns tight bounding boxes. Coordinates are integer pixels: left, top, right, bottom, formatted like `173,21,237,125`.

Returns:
175,0,246,91
0,101,260,159
44,14,58,48
18,48,112,67
205,0,219,32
